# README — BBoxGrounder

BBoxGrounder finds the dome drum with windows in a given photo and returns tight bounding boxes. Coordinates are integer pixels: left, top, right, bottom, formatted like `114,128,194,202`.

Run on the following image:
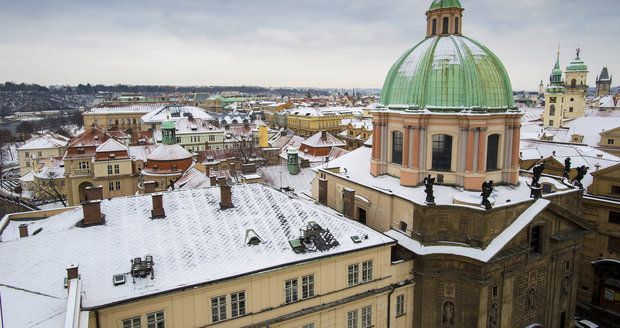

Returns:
371,0,522,191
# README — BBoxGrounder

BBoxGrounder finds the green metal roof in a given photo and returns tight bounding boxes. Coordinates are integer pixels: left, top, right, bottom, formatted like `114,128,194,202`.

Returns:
429,0,463,10
380,35,514,112
566,57,588,72
161,119,176,130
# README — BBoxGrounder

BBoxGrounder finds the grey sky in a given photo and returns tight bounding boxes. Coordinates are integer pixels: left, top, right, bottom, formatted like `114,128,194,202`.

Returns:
0,0,617,90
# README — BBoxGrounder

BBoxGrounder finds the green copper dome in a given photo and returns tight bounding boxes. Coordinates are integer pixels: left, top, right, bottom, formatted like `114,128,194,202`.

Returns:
380,35,514,111
566,57,587,72
161,119,175,130
429,0,462,10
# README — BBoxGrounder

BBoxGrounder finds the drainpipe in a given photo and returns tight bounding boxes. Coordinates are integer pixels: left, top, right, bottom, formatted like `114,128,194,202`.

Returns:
386,284,395,328
95,310,100,328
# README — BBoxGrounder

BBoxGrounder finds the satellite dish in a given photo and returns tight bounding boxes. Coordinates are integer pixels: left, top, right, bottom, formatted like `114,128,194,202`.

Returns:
225,177,234,186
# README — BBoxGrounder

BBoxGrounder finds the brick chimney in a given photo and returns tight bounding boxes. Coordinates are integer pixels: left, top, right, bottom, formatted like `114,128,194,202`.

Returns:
217,176,226,186
144,181,156,194
82,200,105,226
209,175,217,186
342,188,355,219
151,193,165,219
66,263,79,280
219,179,233,209
85,185,103,201
18,223,28,238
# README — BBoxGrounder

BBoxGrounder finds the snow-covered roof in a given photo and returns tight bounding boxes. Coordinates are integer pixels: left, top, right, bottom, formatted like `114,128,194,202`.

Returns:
259,166,316,194
95,138,128,153
289,106,364,117
141,105,213,124
146,144,192,161
87,104,163,114
386,199,551,262
0,285,67,327
18,134,68,151
0,184,393,313
128,145,157,162
172,165,210,190
34,165,65,180
320,146,572,208
302,131,346,148
174,118,222,134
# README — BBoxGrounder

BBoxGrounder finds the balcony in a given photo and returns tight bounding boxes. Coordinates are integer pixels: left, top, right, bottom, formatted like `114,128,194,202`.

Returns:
72,168,93,176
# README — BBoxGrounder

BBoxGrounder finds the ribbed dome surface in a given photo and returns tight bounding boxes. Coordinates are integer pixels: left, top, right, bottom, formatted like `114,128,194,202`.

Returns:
429,0,462,10
380,35,514,111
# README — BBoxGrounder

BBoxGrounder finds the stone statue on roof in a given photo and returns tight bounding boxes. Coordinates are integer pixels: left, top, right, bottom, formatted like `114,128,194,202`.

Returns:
532,162,546,187
572,165,588,189
563,157,571,179
424,174,435,205
481,180,494,210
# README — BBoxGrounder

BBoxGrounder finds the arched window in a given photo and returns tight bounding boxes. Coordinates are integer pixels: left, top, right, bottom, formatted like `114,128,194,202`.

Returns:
432,134,452,171
571,79,576,88
486,134,500,171
549,105,555,116
432,19,437,35
391,131,403,165
454,17,459,34
442,17,449,34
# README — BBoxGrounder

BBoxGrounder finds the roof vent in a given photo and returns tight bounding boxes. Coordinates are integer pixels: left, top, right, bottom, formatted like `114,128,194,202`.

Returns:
113,274,126,286
130,255,155,282
351,235,362,243
245,229,262,246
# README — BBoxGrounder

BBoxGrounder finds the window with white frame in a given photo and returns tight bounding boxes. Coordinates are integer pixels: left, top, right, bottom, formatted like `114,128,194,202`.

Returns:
108,181,114,191
107,165,113,175
302,274,315,299
285,278,298,303
79,161,89,169
115,181,121,190
231,291,246,318
362,260,373,283
348,264,359,286
302,324,315,328
121,316,141,328
146,311,165,328
361,306,372,328
211,295,227,323
347,309,358,328
114,164,120,174
396,294,406,316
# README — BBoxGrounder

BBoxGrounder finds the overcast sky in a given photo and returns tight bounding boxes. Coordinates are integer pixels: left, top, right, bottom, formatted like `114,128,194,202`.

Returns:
0,0,617,91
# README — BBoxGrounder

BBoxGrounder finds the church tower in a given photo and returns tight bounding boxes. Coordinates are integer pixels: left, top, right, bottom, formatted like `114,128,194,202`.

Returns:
563,48,588,120
596,66,612,97
543,50,565,127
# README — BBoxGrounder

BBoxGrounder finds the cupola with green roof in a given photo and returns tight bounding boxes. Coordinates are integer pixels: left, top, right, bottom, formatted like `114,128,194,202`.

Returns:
161,118,176,145
566,48,588,72
380,0,514,112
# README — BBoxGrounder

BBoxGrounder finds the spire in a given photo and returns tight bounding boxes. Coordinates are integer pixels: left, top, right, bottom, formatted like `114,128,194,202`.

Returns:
554,45,561,70
550,47,563,86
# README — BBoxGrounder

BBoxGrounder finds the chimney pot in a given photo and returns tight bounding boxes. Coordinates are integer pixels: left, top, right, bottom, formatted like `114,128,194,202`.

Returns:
66,263,79,280
82,200,105,226
144,181,157,194
85,185,103,201
18,224,28,238
151,193,165,219
209,175,217,186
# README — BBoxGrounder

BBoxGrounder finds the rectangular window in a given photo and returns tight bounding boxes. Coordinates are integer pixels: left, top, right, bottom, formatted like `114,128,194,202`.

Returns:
608,139,615,145
285,278,298,303
146,311,165,328
348,264,359,286
609,211,620,225
122,316,141,328
211,296,227,323
347,309,358,328
361,306,372,328
115,181,121,190
79,161,89,169
549,120,554,126
609,236,620,253
209,135,216,142
107,165,113,175
400,221,407,232
396,294,406,316
362,261,373,283
37,151,42,157
114,164,120,174
26,161,30,167
302,324,315,328
302,275,315,299
108,181,114,191
530,225,543,255
611,186,620,195
231,291,246,318
25,152,29,158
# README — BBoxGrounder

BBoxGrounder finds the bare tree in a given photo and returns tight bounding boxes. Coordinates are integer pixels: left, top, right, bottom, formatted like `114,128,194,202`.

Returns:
30,170,67,207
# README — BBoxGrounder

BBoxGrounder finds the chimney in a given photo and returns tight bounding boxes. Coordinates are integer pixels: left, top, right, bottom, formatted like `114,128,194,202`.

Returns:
85,185,103,201
219,180,233,209
144,181,156,194
18,224,28,238
209,174,217,186
82,200,105,226
151,193,165,219
321,130,327,140
66,263,79,281
217,176,226,186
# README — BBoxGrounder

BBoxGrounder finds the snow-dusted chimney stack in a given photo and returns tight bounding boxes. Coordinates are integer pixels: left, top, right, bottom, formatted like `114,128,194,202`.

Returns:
218,177,233,209
85,185,103,201
209,175,217,186
18,224,28,238
144,181,156,194
66,263,79,281
82,200,104,226
151,193,165,219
